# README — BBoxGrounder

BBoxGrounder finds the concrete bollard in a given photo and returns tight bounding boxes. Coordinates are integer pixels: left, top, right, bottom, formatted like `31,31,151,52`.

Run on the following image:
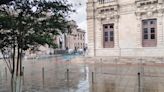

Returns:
42,67,45,87
91,72,95,92
66,69,70,91
92,72,94,84
66,69,69,82
138,72,141,92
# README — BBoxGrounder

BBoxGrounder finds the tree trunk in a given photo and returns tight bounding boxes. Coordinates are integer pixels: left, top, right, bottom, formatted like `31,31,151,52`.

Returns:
16,48,20,76
11,74,23,92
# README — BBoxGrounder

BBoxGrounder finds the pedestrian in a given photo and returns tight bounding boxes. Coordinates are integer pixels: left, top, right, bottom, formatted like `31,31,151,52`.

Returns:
66,47,69,53
83,47,86,56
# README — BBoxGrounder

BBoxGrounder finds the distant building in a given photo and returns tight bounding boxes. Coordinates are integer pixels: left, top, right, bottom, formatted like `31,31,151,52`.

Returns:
55,20,86,52
87,0,164,57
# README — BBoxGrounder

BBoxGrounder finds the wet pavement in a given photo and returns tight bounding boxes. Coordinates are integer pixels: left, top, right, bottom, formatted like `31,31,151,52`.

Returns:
0,56,164,92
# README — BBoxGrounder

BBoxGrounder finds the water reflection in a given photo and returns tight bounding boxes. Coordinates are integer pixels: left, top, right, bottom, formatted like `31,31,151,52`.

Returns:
23,56,89,92
0,57,164,92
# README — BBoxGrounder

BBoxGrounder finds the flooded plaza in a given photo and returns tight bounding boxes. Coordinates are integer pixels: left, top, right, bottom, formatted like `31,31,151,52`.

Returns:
0,56,164,92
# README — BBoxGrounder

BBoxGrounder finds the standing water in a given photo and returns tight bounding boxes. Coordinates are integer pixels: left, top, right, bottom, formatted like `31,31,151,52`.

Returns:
0,56,164,92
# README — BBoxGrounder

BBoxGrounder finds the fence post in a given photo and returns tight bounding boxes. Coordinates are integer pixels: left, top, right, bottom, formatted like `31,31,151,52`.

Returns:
92,72,94,84
138,72,141,92
66,69,69,82
42,67,45,87
66,69,70,92
91,72,95,92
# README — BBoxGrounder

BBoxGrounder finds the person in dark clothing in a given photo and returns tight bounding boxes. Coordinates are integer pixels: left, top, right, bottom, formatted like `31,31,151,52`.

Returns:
74,47,77,54
83,47,86,55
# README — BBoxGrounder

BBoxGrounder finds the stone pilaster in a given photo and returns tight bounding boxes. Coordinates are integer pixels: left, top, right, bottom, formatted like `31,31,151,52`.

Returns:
114,18,119,48
87,0,96,57
157,11,163,47
136,14,142,48
95,18,103,49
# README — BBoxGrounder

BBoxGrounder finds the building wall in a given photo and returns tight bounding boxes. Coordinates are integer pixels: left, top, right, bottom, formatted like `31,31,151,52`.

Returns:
76,30,86,48
87,0,164,57
53,20,86,51
65,21,86,50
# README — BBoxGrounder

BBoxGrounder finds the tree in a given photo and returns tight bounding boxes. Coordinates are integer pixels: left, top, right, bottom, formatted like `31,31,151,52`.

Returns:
0,0,14,5
0,0,73,92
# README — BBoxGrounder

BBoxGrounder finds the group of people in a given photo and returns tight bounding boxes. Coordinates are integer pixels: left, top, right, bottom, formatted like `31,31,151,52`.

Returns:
65,46,88,55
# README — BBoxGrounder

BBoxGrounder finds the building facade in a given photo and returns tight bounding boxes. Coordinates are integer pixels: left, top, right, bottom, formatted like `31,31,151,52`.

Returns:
55,20,86,51
87,0,164,57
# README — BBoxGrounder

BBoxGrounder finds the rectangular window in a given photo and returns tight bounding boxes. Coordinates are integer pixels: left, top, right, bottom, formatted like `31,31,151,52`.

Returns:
99,0,114,4
143,21,147,25
151,28,155,33
105,37,108,42
110,25,114,29
151,34,155,39
103,24,114,48
105,32,108,36
110,37,114,41
150,21,154,24
142,19,157,47
144,28,148,33
144,34,148,39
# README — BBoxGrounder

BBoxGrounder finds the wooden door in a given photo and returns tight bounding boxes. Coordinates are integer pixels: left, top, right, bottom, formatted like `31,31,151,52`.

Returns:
103,24,114,48
142,19,157,47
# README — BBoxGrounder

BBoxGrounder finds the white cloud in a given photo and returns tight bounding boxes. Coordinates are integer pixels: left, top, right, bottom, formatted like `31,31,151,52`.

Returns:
69,0,87,31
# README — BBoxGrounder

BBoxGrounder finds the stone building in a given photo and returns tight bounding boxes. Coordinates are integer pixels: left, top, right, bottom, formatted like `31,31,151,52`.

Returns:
87,0,164,57
65,20,86,51
55,20,86,51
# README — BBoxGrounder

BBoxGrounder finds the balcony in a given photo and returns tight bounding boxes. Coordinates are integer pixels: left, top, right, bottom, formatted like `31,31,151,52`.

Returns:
135,0,164,17
97,0,118,9
98,0,116,4
135,0,159,7
96,0,119,20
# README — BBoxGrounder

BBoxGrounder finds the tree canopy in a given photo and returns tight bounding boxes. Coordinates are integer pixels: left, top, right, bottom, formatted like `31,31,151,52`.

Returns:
0,0,73,76
0,0,13,5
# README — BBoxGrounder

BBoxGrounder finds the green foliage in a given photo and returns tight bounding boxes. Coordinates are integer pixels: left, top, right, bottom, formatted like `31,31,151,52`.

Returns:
0,0,13,5
0,0,72,50
0,0,74,78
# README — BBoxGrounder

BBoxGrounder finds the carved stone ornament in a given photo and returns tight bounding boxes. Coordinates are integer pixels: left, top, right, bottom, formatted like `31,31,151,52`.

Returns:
147,11,153,17
135,0,164,18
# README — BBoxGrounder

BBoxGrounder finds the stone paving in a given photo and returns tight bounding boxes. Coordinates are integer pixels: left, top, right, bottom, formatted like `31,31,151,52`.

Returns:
0,56,164,92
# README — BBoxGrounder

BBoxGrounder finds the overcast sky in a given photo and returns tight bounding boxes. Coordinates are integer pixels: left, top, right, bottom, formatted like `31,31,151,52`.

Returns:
69,0,87,31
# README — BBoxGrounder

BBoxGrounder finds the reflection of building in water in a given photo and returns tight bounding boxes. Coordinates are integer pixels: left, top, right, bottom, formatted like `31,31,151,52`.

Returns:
87,0,164,57
55,20,86,51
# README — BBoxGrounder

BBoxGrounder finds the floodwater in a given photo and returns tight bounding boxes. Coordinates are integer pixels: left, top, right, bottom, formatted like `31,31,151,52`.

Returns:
0,56,164,92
